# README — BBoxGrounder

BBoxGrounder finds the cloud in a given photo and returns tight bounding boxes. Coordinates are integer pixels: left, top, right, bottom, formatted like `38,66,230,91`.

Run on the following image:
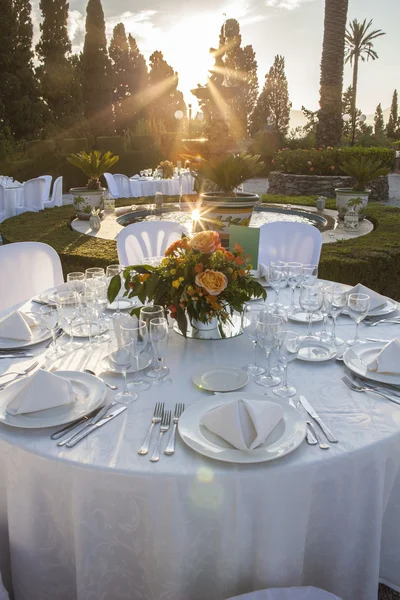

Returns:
68,9,85,54
265,0,315,9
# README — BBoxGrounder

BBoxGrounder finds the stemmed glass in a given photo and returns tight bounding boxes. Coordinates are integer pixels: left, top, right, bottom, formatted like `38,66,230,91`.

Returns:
255,312,282,387
107,338,137,404
90,280,110,343
299,282,324,339
120,320,151,392
302,264,318,285
314,284,332,342
269,261,288,315
241,304,265,376
287,262,303,314
55,291,82,351
80,291,98,349
40,305,66,360
149,317,171,385
347,293,370,346
140,170,144,177
85,267,105,282
324,284,348,347
273,330,300,398
67,272,85,294
106,264,123,316
140,304,165,377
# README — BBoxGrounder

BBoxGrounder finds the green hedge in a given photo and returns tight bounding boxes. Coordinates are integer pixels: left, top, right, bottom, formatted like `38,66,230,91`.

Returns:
273,146,395,176
60,138,89,154
1,198,400,300
25,140,55,159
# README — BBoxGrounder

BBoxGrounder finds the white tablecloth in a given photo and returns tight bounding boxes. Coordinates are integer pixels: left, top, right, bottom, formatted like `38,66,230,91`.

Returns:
129,176,194,198
3,186,23,219
1,289,400,600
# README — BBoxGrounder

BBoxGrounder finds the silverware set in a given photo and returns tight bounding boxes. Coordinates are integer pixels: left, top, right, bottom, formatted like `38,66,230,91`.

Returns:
138,402,185,461
294,395,338,449
363,317,400,327
0,361,39,390
342,375,400,406
0,349,34,359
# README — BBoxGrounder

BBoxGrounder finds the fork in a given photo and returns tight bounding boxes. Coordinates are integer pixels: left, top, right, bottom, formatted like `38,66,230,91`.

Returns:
352,375,400,399
138,402,164,455
364,318,400,327
164,403,185,455
150,410,171,462
342,375,400,406
296,402,328,449
0,361,39,389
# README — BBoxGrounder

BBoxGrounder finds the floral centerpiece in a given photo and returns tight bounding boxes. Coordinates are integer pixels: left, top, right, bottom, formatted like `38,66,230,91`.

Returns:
157,160,175,179
107,231,266,338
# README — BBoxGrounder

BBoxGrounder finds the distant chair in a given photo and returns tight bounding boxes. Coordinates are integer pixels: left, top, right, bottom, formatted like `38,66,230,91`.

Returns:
114,173,132,198
16,178,46,215
0,242,64,312
179,172,195,196
104,172,120,199
258,222,323,267
117,221,188,266
44,176,63,209
226,587,343,600
0,186,6,223
41,175,53,203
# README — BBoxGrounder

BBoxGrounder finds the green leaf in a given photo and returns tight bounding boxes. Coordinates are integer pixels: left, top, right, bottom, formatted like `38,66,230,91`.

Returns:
176,306,188,338
107,274,121,303
144,273,159,299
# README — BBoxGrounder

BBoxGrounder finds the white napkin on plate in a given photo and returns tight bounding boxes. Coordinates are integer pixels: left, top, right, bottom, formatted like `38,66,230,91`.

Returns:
5,370,74,415
258,263,269,282
201,398,284,451
366,338,400,374
0,311,36,340
347,283,387,311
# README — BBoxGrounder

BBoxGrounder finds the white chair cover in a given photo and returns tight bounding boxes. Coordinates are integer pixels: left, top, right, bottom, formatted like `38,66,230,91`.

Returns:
40,175,52,203
226,587,342,600
117,221,188,266
0,242,64,312
179,172,195,195
114,174,133,198
16,178,46,214
0,573,9,600
258,222,322,267
104,173,120,199
0,186,6,223
44,176,63,209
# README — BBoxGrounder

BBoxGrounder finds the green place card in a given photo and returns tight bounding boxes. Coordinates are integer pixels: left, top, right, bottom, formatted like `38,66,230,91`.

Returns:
229,225,260,269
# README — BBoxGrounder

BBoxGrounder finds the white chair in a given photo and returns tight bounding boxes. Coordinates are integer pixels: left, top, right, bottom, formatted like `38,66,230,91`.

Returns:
114,173,133,198
117,221,188,266
0,186,6,223
179,172,195,195
104,172,120,199
41,175,52,203
44,176,63,209
16,178,46,214
226,587,343,600
0,242,64,312
258,222,323,267
0,573,9,600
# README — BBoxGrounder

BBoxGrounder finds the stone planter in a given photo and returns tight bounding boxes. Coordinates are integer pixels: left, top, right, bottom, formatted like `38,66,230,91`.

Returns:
335,188,370,220
70,187,105,220
199,192,260,245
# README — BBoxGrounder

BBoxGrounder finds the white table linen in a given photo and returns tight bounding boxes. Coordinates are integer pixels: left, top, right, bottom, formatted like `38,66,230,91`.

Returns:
4,185,23,219
129,175,194,198
0,288,400,600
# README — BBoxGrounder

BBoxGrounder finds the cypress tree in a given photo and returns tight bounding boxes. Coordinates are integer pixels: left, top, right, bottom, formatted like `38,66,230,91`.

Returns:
82,0,114,137
148,51,185,131
128,34,148,125
374,103,385,136
109,23,131,134
386,90,399,139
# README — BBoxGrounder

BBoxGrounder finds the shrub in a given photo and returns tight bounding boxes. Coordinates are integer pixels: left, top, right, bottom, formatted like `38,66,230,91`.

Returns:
25,140,55,159
60,138,89,154
0,141,6,162
96,136,126,156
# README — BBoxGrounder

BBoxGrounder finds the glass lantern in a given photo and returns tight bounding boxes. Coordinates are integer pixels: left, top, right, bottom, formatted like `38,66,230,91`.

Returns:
344,208,359,231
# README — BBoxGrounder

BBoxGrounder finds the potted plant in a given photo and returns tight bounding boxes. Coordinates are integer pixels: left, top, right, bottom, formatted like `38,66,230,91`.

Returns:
67,150,119,219
335,156,390,220
192,153,265,245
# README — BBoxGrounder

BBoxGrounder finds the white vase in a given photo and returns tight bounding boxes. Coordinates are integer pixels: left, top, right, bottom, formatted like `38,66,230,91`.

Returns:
191,316,218,331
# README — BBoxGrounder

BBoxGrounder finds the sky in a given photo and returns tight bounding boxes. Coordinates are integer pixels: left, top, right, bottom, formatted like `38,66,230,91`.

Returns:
32,0,399,118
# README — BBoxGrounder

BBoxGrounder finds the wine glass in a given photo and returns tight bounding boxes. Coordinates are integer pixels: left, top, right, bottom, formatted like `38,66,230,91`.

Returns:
107,338,137,404
241,304,266,376
106,264,123,316
67,272,85,294
255,312,282,387
314,283,332,342
120,320,151,392
85,267,106,290
273,330,300,398
90,280,110,343
268,261,288,315
287,262,303,314
55,291,82,351
324,284,348,347
140,305,165,376
80,291,98,349
149,317,171,385
302,264,318,285
40,305,66,360
299,282,324,339
140,170,144,177
347,293,370,346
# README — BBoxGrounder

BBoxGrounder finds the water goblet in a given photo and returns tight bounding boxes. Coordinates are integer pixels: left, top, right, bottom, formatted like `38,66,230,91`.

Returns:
80,291,98,349
67,272,85,294
299,282,324,340
286,262,303,313
106,264,123,316
273,330,300,398
55,291,82,351
324,284,348,347
301,264,318,285
85,267,106,289
120,320,151,392
314,283,333,342
90,280,111,343
268,261,288,315
241,303,266,376
40,305,66,360
149,317,171,385
140,305,165,375
347,293,370,346
255,312,282,387
140,170,144,177
107,338,137,404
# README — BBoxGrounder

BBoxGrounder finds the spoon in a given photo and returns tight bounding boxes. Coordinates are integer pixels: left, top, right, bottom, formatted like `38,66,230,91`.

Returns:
83,369,118,390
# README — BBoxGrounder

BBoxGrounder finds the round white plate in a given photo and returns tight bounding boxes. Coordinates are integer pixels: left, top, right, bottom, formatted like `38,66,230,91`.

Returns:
342,298,398,317
297,339,337,362
0,326,51,349
343,342,400,385
64,321,110,338
178,392,306,463
39,283,74,304
0,370,107,429
100,352,152,373
107,297,138,311
288,310,323,324
192,367,249,392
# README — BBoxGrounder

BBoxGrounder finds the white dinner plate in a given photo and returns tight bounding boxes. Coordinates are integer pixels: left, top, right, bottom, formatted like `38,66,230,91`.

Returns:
39,283,74,304
107,297,138,311
100,352,152,373
343,342,400,385
297,339,337,362
0,370,107,429
342,298,398,317
288,310,323,324
64,321,110,338
192,367,249,392
178,392,306,463
0,326,51,349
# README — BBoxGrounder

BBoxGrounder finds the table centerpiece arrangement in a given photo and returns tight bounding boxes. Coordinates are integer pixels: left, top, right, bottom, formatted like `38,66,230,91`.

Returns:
157,160,175,179
107,230,266,338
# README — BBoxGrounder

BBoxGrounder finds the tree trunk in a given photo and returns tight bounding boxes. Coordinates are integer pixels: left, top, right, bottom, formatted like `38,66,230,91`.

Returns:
350,52,359,145
316,0,349,148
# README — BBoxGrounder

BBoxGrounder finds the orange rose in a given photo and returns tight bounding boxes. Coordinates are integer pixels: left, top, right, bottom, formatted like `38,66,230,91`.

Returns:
195,263,203,273
189,231,221,254
195,270,228,296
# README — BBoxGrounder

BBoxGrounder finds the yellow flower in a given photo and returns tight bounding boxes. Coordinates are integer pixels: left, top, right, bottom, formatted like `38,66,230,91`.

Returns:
172,279,181,289
170,269,177,275
162,258,170,266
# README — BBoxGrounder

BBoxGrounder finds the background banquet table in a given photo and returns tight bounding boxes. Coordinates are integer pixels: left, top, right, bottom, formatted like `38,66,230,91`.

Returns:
129,174,194,198
0,287,400,600
3,185,23,219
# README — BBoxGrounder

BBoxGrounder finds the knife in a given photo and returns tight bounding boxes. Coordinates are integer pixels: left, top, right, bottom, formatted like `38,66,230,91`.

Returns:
0,353,34,359
65,406,127,448
298,395,338,443
51,406,104,440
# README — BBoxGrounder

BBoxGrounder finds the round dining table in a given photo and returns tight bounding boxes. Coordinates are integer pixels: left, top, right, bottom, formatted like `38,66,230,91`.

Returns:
129,174,194,198
3,184,23,219
0,287,400,600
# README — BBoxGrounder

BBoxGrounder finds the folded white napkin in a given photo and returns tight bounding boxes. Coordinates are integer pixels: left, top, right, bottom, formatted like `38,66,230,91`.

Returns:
258,263,269,282
131,174,140,179
347,283,387,311
366,338,400,374
201,398,284,451
5,370,74,415
138,176,148,181
0,311,36,341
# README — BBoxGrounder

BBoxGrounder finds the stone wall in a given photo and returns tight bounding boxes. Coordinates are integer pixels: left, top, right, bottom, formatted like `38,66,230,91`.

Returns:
267,171,389,202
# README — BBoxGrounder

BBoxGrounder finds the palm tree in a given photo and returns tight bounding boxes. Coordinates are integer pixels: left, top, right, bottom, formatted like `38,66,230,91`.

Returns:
316,0,349,148
345,19,385,145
